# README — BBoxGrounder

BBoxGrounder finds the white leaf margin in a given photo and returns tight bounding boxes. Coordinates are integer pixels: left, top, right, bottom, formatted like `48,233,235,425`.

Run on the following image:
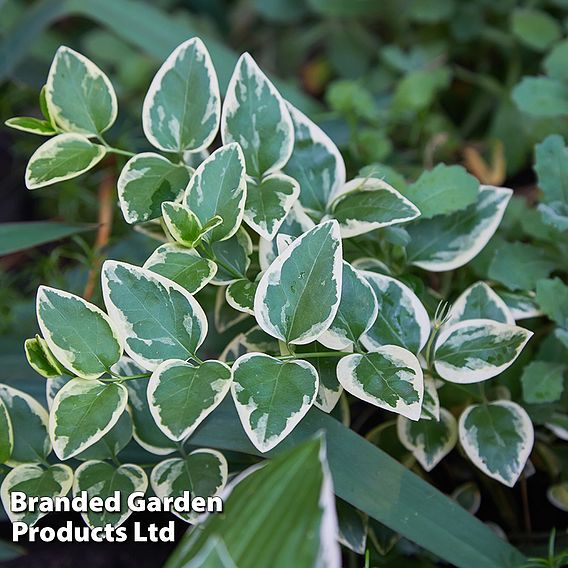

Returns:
447,282,515,325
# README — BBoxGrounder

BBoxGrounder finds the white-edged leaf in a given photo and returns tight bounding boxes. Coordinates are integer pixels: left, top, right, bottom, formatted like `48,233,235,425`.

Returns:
447,282,514,325
45,375,69,411
226,279,258,315
360,271,430,355
143,38,220,153
162,201,203,247
221,53,293,177
497,290,543,321
337,346,424,420
451,482,481,515
434,319,533,384
24,335,64,379
330,178,420,238
231,353,318,452
73,460,147,528
319,262,378,350
397,408,458,471
75,411,132,462
148,359,232,441
1,464,73,525
102,261,208,370
5,117,56,136
0,398,13,464
151,449,228,523
25,133,106,189
244,173,300,240
254,220,342,345
459,401,534,487
421,376,440,421
37,286,122,380
49,378,128,460
144,243,217,294
46,46,117,136
118,153,190,224
0,385,51,466
184,143,247,242
214,286,250,333
406,185,512,272
210,228,252,285
283,101,345,216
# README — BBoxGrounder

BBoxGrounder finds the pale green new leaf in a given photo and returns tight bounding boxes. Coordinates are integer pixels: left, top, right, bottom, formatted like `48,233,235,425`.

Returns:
337,347,423,420
5,117,56,135
244,173,300,240
283,102,345,215
406,185,512,271
232,353,318,452
50,378,128,460
547,483,568,512
25,134,106,189
221,53,293,177
447,282,514,325
521,361,565,404
0,385,51,466
143,38,220,153
184,143,247,242
149,359,232,441
118,153,190,224
151,449,227,523
144,244,217,294
102,261,208,370
254,220,342,345
1,464,73,526
46,46,117,135
319,262,378,350
226,279,258,315
0,398,13,464
397,408,458,471
330,178,420,238
459,401,533,487
360,271,430,355
166,436,340,568
73,461,147,527
434,319,532,384
24,335,64,379
162,201,203,247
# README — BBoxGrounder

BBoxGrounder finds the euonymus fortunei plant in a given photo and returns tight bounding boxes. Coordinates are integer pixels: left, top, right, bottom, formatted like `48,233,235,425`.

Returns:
2,37,542,551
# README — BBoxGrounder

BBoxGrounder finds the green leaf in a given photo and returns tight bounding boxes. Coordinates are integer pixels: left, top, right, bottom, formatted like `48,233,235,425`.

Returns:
521,361,565,404
25,133,106,189
421,377,440,421
222,53,293,177
497,289,542,321
226,279,258,315
319,262,378,350
360,271,430,355
512,77,568,117
144,243,217,294
451,482,481,515
434,319,533,384
244,173,300,240
24,335,64,379
403,164,479,219
75,411,133,461
166,436,340,568
162,201,204,247
534,134,568,204
544,39,568,81
1,464,73,525
184,143,247,242
50,379,128,460
232,353,318,452
406,185,512,271
336,499,367,555
39,85,55,126
143,38,220,152
392,67,451,112
488,242,556,291
150,449,227,523
538,201,568,232
397,409,458,471
447,282,514,325
149,359,232,441
337,347,423,420
283,102,345,215
0,398,13,464
536,277,568,328
102,261,208,369
547,482,568,512
5,116,56,135
254,220,342,345
330,177,420,238
211,228,253,285
215,287,250,333
73,461,147,527
511,9,561,52
118,153,190,224
459,401,533,487
37,286,122,380
46,46,117,136
0,221,94,256
0,385,50,466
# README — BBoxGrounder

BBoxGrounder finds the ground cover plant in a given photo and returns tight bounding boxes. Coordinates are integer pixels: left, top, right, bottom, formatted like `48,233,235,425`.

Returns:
1,2,567,567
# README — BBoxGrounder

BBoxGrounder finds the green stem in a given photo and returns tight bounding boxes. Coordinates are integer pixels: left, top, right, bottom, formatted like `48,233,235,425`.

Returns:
96,134,135,157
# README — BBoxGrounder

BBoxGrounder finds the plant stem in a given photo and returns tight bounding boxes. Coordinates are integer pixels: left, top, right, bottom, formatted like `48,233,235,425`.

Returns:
105,146,135,158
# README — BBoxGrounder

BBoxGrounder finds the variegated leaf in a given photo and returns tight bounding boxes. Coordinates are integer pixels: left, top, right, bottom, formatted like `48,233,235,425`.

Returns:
232,353,318,452
226,279,258,315
24,335,64,379
210,228,253,285
0,398,13,464
5,117,56,136
162,201,203,247
447,282,514,325
497,290,542,321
